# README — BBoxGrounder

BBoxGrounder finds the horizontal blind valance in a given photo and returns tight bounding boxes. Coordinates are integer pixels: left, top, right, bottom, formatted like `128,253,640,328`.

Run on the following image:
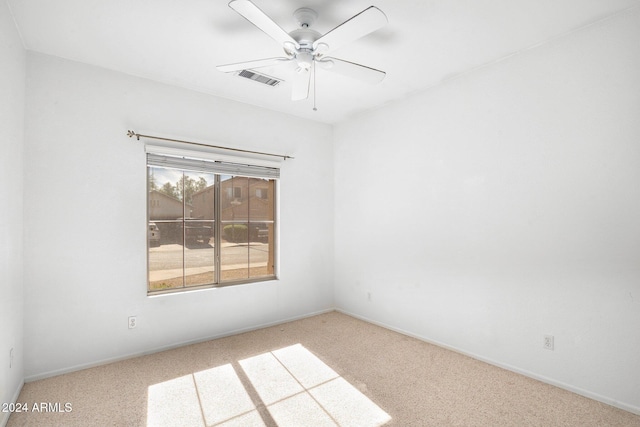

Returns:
147,153,280,179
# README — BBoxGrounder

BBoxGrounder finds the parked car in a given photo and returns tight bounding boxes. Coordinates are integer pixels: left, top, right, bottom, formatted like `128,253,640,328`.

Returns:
250,222,269,243
148,222,161,246
183,219,213,244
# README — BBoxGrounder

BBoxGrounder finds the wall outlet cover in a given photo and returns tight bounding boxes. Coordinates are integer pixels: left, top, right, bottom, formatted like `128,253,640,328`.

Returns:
544,335,554,350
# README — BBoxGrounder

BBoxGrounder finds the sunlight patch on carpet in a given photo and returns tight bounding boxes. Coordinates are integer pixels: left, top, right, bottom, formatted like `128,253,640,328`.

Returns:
147,343,391,426
147,374,205,427
194,363,260,426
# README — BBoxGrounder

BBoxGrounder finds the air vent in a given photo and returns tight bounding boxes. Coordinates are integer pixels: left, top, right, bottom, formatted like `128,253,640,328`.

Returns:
236,70,282,87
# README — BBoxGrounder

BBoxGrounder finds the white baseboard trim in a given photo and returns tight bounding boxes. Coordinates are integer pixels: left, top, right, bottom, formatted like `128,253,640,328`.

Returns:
25,307,335,383
336,308,640,416
1,379,25,427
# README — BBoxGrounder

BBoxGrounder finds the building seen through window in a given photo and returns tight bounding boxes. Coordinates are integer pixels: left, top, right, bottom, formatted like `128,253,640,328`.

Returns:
147,158,277,294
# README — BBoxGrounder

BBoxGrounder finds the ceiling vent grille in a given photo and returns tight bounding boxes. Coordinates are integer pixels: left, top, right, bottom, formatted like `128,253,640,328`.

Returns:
236,70,282,87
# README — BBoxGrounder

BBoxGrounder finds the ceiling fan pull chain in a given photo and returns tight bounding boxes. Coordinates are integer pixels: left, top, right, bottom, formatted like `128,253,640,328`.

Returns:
313,60,318,111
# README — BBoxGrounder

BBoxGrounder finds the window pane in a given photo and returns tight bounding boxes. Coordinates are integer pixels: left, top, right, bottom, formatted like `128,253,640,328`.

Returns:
221,222,249,281
184,171,216,221
220,175,249,221
182,171,215,288
249,179,275,279
248,179,274,222
148,166,185,222
149,223,184,291
184,221,215,286
221,176,249,282
249,235,272,279
149,165,186,292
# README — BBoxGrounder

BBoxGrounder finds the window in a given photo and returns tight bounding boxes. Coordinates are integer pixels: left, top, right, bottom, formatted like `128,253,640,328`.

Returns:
233,186,242,199
226,187,242,199
256,188,268,199
147,152,278,294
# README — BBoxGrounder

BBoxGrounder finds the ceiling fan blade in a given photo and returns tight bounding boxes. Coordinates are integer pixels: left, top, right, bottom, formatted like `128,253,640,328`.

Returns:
312,6,387,54
229,0,300,50
318,57,386,84
217,57,292,73
291,68,311,101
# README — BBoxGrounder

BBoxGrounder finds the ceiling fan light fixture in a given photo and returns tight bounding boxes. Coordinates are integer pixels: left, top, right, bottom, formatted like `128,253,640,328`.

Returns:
296,51,314,70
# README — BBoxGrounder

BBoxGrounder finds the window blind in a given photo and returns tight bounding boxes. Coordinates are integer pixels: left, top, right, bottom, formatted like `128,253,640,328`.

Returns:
147,153,280,179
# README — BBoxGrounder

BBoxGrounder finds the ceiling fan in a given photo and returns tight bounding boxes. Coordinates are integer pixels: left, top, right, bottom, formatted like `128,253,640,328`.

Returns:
216,0,388,101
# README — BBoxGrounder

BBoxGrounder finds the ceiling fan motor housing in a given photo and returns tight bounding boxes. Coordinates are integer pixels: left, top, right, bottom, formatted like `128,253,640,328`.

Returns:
288,27,321,68
289,28,321,50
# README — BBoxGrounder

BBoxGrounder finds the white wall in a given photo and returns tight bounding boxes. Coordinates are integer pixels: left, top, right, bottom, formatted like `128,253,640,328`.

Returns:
334,8,640,413
22,53,334,379
0,2,25,425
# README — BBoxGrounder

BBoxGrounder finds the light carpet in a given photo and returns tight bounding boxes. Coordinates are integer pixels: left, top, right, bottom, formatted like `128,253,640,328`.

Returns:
7,311,640,426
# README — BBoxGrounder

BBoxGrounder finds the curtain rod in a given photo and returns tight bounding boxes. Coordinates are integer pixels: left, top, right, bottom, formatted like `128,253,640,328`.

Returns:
127,130,294,160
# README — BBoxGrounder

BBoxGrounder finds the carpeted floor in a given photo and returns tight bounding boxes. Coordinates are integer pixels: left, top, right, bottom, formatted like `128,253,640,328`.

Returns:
7,311,640,426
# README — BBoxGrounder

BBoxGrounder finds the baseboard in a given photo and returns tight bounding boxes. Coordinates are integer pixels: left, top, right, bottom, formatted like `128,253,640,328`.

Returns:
25,307,335,383
335,308,640,416
1,379,25,427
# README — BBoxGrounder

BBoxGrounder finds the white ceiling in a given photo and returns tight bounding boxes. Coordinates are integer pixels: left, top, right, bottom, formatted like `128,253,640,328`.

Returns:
8,0,640,124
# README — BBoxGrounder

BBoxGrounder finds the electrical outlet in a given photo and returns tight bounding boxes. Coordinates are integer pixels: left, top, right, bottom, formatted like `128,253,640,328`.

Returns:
543,335,554,350
9,348,13,368
128,316,137,329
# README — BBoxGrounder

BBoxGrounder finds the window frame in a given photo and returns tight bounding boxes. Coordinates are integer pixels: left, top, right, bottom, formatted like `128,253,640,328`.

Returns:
146,150,279,296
